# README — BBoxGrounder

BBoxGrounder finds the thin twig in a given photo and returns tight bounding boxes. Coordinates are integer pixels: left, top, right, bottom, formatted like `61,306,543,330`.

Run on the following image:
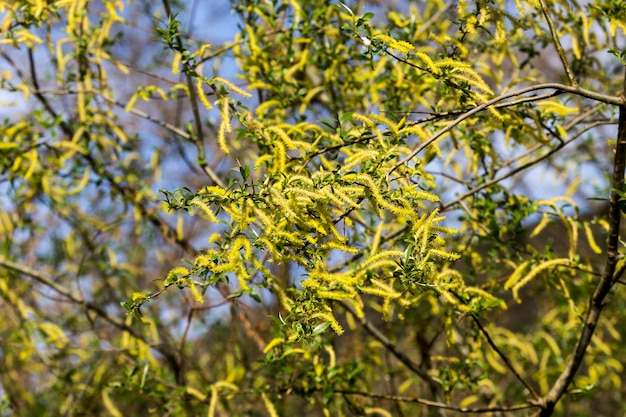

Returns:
442,120,615,211
415,0,455,38
162,0,221,186
334,390,535,413
386,83,623,179
28,87,226,187
469,313,540,400
339,301,444,399
0,258,162,351
18,50,201,256
538,0,577,87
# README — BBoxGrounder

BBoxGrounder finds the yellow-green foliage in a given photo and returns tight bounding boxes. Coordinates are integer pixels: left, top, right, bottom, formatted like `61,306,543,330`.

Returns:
3,0,626,415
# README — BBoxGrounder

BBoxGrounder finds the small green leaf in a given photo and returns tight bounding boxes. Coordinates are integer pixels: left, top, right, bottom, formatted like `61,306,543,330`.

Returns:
312,321,331,336
340,111,354,122
338,2,354,16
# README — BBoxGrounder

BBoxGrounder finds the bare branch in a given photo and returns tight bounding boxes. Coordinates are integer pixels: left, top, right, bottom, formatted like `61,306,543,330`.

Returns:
535,70,626,416
334,390,535,413
538,0,577,87
0,258,156,350
441,120,614,211
340,300,444,399
469,313,540,400
162,0,220,186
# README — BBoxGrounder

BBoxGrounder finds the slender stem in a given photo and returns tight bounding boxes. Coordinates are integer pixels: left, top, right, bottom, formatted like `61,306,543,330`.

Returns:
340,301,441,387
441,121,611,211
161,0,222,187
538,0,577,87
21,50,200,256
470,314,540,399
332,390,534,413
0,258,170,356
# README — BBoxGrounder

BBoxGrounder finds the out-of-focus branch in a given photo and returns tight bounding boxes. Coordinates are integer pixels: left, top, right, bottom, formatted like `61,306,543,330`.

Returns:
469,313,539,399
332,390,534,413
0,258,158,350
340,300,445,408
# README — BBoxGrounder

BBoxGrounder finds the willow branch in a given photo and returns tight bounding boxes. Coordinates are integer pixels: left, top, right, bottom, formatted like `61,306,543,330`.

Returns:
538,0,577,87
441,120,614,211
334,390,534,413
387,83,624,179
470,314,540,399
0,258,163,352
536,70,626,416
162,0,221,186
340,300,443,396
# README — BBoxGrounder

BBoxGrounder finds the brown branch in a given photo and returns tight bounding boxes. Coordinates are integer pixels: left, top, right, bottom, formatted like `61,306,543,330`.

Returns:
387,83,624,179
161,0,224,187
538,0,577,87
535,70,626,416
24,47,197,257
334,390,535,413
441,120,613,211
339,301,444,401
0,258,172,356
470,314,540,400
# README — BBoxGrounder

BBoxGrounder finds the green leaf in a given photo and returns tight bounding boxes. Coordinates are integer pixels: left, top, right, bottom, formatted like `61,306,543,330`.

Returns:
312,321,331,336
340,111,354,122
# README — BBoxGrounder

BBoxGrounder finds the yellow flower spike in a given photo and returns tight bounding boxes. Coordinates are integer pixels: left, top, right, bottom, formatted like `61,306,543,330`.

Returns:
262,393,279,417
187,281,204,303
167,267,190,279
340,150,378,172
352,113,385,147
428,249,461,261
415,52,440,75
131,292,147,303
196,78,213,110
171,51,181,75
217,116,229,154
360,286,400,299
373,34,414,54
263,338,284,354
370,113,399,136
267,125,296,150
207,386,218,417
360,250,405,269
124,93,139,113
213,76,252,98
188,199,219,223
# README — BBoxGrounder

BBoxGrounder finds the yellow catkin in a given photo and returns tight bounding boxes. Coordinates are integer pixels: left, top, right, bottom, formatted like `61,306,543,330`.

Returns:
186,279,204,303
196,78,212,110
214,76,252,98
583,222,602,254
217,117,229,154
171,51,181,75
261,393,279,417
220,99,231,133
207,386,217,417
189,199,219,223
